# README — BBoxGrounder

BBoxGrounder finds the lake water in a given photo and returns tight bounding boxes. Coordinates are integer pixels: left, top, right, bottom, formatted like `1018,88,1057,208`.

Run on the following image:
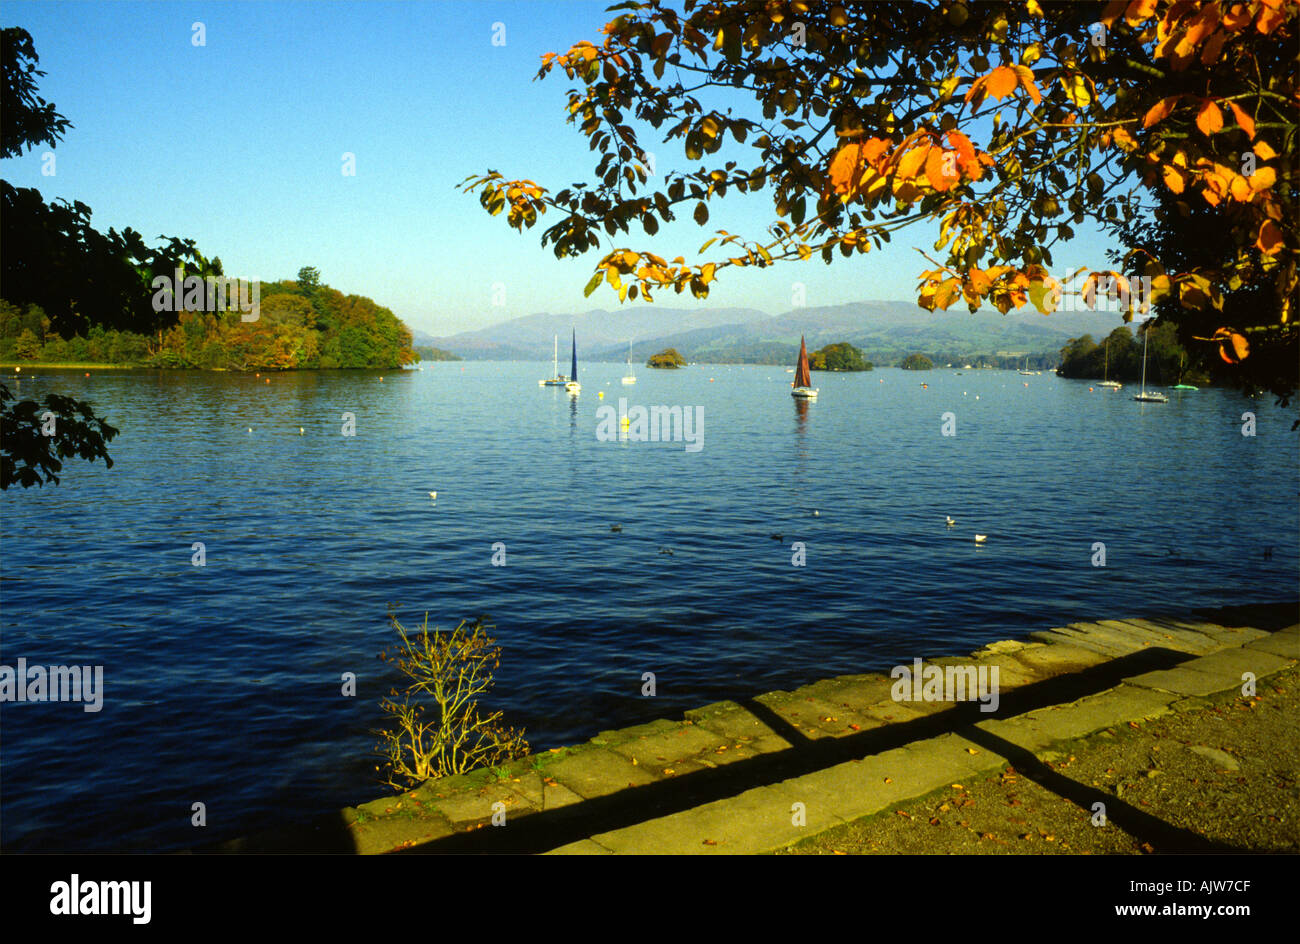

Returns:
2,362,1297,851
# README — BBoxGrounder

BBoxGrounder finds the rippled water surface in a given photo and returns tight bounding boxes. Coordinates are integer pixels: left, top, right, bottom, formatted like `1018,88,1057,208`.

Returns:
2,363,1296,850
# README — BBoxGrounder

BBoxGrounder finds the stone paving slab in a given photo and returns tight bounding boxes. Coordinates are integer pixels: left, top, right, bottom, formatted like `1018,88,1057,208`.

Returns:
973,683,1178,753
1008,640,1112,674
586,784,840,854
1063,622,1162,653
1182,645,1293,681
1243,627,1299,660
1126,664,1249,697
605,721,730,765
544,838,612,855
1029,628,1132,657
545,746,659,800
1100,618,1222,653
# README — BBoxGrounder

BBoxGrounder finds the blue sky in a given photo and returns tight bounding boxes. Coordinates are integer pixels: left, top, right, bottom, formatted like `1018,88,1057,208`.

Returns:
2,1,1122,336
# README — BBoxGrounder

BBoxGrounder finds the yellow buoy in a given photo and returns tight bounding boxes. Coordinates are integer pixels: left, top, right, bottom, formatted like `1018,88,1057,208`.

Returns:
598,391,604,399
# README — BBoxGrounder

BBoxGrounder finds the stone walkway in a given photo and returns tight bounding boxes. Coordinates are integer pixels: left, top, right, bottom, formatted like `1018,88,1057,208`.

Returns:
209,600,1297,854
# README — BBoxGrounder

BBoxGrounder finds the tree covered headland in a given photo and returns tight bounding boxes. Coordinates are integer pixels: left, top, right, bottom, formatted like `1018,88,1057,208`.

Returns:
647,347,687,367
1058,322,1204,385
1,271,416,370
809,341,871,371
899,353,935,370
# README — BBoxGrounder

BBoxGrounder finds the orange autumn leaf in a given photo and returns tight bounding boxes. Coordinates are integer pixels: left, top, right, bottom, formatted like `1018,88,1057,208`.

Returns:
896,143,929,180
1221,3,1253,30
1162,163,1188,193
1248,166,1277,191
1256,219,1283,255
1143,95,1183,128
1195,99,1223,135
983,65,1020,100
1125,0,1159,25
1225,101,1255,138
1011,64,1043,104
1253,140,1278,160
925,147,957,191
828,142,867,196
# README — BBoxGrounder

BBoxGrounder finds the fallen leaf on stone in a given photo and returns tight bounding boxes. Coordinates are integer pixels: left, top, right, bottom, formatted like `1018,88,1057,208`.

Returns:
895,810,912,818
663,768,676,776
884,777,893,783
631,757,638,765
929,817,941,826
939,803,951,812
951,783,964,790
966,748,980,755
849,724,861,730
703,838,718,846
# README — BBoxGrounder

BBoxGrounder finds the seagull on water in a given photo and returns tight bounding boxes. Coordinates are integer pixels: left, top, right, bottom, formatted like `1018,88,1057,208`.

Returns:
946,516,955,527
974,534,987,544
428,491,437,500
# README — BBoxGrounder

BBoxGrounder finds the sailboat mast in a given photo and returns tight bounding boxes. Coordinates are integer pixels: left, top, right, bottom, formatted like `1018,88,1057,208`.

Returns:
553,335,558,378
1140,326,1149,394
571,329,578,384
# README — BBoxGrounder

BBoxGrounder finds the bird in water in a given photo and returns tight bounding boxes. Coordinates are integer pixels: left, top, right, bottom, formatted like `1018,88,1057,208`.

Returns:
975,534,987,544
946,516,956,527
659,547,674,556
428,491,437,500
770,533,783,541
610,524,622,532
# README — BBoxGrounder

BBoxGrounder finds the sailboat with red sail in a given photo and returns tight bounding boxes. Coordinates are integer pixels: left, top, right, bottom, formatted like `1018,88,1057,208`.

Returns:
791,335,818,400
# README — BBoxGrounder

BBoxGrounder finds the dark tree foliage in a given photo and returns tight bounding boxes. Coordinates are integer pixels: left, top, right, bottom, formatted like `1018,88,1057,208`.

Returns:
0,384,118,487
0,26,117,488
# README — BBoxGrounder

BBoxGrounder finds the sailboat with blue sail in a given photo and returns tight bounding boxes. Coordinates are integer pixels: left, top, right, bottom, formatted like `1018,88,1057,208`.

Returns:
564,329,580,394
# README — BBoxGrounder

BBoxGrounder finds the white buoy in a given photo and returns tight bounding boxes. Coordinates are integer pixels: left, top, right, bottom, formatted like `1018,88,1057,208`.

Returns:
248,428,253,433
299,427,304,434
428,491,437,500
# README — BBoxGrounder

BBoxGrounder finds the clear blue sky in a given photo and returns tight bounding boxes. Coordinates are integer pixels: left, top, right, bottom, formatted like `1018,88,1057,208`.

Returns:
2,1,1121,336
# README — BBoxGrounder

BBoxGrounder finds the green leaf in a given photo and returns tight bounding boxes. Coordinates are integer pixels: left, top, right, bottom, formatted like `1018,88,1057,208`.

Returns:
699,237,717,253
583,271,603,297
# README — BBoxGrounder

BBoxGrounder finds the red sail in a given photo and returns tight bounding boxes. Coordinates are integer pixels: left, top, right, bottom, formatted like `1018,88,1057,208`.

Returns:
794,335,812,388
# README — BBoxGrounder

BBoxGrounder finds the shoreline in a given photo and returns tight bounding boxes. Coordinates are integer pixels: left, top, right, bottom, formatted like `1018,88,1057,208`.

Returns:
204,598,1297,855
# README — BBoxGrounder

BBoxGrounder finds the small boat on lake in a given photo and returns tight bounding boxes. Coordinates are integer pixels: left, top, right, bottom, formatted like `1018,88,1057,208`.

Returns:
539,335,569,386
1133,325,1168,403
791,336,818,400
565,329,580,394
621,340,636,385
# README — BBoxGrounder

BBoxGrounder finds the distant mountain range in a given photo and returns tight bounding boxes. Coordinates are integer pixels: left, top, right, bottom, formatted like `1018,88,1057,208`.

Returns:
414,301,1132,366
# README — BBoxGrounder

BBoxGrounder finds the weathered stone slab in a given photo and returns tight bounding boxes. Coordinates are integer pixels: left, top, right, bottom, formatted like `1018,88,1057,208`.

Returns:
975,683,1176,752
1029,629,1128,657
777,733,1004,824
754,691,878,739
686,701,786,744
544,838,613,855
1094,619,1218,653
1063,622,1159,653
426,779,535,826
1126,665,1243,697
506,770,584,811
1009,640,1111,675
1244,631,1300,660
1148,618,1267,647
587,784,836,854
545,747,659,799
1183,645,1292,680
606,721,729,765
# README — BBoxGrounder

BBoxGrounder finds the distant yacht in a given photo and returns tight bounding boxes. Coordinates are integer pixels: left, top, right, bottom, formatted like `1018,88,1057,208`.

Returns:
1018,356,1034,376
790,335,818,400
621,340,636,385
1099,341,1122,389
565,329,581,395
1132,325,1168,403
539,335,569,386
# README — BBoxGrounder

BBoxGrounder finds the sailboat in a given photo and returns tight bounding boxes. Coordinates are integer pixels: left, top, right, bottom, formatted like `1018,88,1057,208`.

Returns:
538,335,569,386
621,340,636,385
1099,340,1122,388
1132,324,1169,403
564,329,580,394
1018,356,1035,376
791,335,818,399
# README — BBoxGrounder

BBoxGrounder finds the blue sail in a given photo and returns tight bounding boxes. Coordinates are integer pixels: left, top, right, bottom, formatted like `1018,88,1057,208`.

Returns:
570,329,578,384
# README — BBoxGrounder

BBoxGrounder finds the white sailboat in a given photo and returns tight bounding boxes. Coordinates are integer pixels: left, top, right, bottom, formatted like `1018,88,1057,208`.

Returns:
1017,356,1034,376
1133,323,1169,403
621,340,636,385
1099,339,1122,388
539,335,569,386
